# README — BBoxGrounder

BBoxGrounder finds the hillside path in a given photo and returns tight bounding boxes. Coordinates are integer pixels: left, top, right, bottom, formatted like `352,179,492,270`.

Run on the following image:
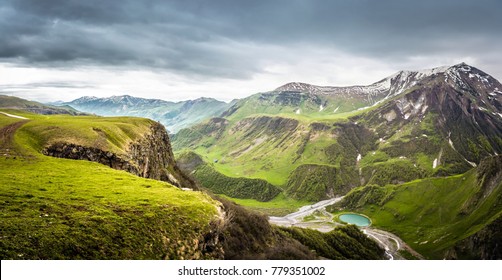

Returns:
0,112,30,157
0,111,29,120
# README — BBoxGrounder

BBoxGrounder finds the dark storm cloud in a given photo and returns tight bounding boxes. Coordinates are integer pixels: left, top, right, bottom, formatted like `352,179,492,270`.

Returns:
1,0,501,79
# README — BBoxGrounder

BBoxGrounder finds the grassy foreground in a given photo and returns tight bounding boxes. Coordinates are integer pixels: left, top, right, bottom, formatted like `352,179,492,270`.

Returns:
0,113,221,259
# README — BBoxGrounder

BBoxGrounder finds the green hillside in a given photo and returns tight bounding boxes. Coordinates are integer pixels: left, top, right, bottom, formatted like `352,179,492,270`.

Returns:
0,112,222,259
333,155,502,259
176,151,281,202
0,95,83,115
222,91,370,122
173,115,367,188
172,110,450,202
11,111,154,155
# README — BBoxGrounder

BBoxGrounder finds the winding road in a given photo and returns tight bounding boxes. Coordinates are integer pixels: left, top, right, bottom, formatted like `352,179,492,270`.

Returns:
268,196,422,260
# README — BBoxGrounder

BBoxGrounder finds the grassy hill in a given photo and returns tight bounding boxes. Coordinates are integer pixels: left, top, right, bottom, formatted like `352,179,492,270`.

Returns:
10,111,154,155
0,95,83,115
0,111,223,259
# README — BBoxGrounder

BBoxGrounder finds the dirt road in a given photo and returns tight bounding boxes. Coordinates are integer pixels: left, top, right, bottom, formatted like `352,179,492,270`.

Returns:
0,112,30,157
0,111,28,120
268,197,423,260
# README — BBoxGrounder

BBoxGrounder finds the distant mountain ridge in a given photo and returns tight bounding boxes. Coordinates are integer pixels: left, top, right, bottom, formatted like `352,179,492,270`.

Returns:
275,64,451,95
64,95,231,133
174,62,502,197
223,63,500,120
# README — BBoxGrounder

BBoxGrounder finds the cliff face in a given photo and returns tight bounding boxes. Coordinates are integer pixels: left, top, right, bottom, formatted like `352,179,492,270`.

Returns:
446,155,502,259
126,122,179,183
43,122,196,189
446,216,502,260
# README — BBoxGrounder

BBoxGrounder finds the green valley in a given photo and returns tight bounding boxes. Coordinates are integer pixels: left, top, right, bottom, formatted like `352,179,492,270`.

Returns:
171,63,502,259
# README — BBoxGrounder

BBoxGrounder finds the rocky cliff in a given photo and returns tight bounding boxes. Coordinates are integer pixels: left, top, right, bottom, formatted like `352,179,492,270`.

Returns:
445,216,502,260
43,122,196,189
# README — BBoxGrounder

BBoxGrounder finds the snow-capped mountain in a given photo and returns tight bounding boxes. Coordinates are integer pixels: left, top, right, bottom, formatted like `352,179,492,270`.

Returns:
222,63,501,119
274,63,501,110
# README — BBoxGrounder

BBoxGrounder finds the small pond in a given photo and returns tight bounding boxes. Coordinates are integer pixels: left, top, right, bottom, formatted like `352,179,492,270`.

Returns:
339,213,371,227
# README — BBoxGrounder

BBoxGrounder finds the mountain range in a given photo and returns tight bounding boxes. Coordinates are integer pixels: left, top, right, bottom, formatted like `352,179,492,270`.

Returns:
62,95,232,133
172,63,502,259
175,63,501,189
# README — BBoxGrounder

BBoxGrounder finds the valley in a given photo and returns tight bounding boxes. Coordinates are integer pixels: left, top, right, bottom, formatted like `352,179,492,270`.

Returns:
0,105,386,260
172,63,502,259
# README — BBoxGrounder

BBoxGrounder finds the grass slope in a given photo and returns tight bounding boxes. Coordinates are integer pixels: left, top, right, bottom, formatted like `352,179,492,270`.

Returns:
174,115,367,187
174,103,490,203
3,109,153,155
176,150,281,202
334,156,502,258
0,113,221,259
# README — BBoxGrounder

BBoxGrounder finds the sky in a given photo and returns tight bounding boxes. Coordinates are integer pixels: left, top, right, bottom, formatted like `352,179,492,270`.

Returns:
0,0,501,103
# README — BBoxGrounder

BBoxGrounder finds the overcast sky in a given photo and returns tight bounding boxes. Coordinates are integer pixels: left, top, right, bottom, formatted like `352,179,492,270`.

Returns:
1,0,501,103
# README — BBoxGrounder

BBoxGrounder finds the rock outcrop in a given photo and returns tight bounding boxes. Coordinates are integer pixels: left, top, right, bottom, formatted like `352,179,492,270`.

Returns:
43,122,196,189
445,155,502,259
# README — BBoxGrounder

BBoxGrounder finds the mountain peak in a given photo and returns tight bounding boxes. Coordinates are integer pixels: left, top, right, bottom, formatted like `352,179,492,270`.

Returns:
274,82,318,92
71,96,99,104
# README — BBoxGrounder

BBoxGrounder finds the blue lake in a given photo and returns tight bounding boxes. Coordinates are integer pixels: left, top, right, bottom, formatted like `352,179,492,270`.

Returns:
339,213,371,227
